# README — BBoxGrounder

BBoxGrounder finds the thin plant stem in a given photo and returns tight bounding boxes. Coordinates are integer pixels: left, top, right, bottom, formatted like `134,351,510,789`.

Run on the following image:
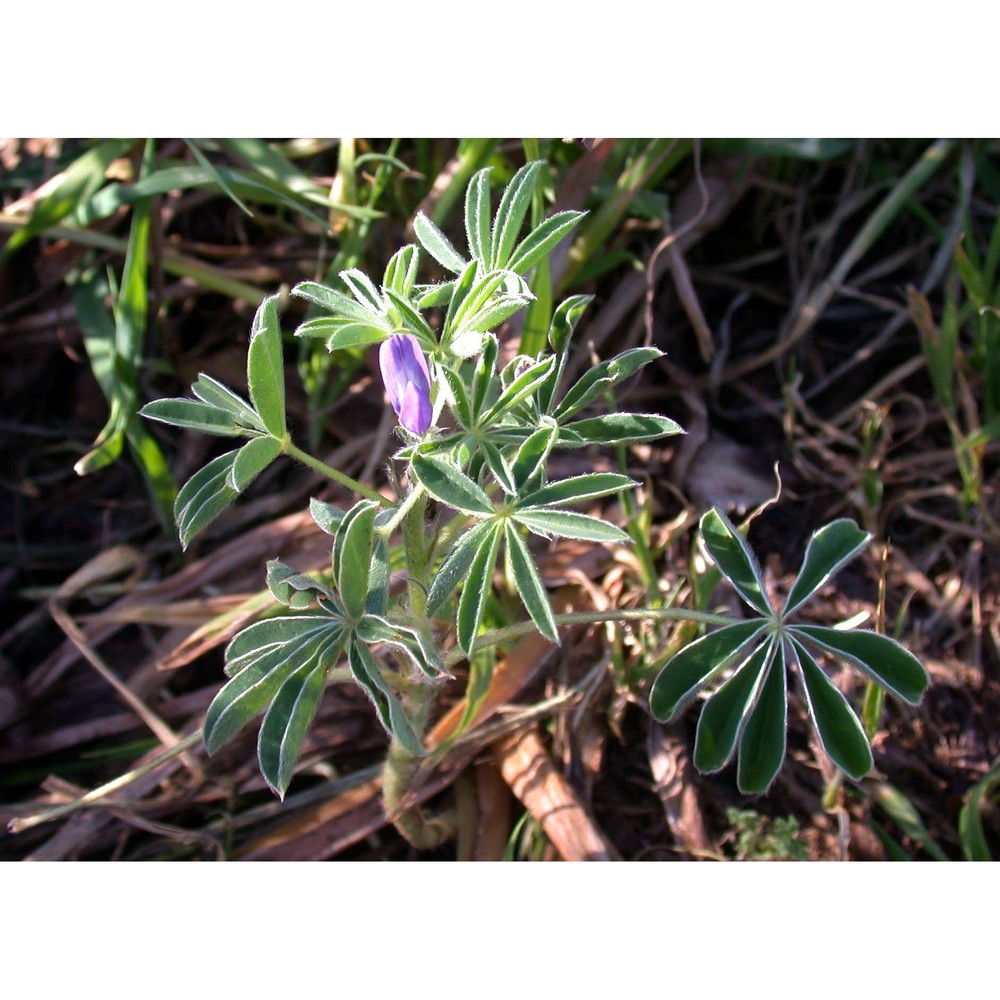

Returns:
444,607,741,670
284,440,392,507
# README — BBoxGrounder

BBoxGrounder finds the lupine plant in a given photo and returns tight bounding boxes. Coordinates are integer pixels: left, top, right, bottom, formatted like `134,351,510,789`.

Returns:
140,160,930,844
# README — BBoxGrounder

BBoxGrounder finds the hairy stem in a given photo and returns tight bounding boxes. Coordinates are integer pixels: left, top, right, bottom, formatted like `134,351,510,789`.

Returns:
284,440,392,506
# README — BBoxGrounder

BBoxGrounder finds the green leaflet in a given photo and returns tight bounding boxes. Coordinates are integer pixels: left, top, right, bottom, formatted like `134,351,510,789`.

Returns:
504,521,557,643
174,449,240,549
519,472,637,509
457,522,503,655
694,641,773,774
247,295,286,437
230,436,282,492
561,413,683,446
792,638,873,780
650,620,767,723
490,160,544,269
513,509,629,543
699,508,773,617
465,167,493,263
414,211,467,274
348,640,423,755
791,625,929,705
139,398,244,436
411,453,494,516
507,211,586,275
192,374,265,431
257,651,333,798
427,520,496,617
784,519,872,615
736,641,788,794
333,500,379,620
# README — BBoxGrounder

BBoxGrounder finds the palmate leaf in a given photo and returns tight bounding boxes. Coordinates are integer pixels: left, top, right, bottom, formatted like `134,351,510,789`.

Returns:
552,347,663,420
354,613,444,677
204,614,344,753
510,420,559,492
192,374,265,432
465,167,492,263
518,472,637,509
490,160,545,270
507,211,586,275
414,212,467,274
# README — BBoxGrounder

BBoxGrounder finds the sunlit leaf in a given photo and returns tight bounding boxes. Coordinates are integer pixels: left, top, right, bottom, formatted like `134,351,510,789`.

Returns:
513,509,629,543
411,453,494,516
561,412,684,446
414,211,467,274
507,210,586,275
247,295,286,437
465,167,493,263
519,472,637,509
490,160,544,269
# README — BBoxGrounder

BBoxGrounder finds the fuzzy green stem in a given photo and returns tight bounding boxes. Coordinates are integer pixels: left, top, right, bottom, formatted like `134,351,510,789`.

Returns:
444,607,739,670
382,486,456,848
284,440,392,507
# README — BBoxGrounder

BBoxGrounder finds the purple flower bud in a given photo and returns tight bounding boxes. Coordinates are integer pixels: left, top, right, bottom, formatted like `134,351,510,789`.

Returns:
378,333,432,434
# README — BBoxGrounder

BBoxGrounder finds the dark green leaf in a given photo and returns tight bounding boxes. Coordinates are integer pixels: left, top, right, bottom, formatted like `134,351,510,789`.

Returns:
348,640,423,755
561,412,684,446
514,509,629,543
247,295,286,437
785,519,872,616
958,758,1000,861
700,508,773,617
457,522,502,654
174,449,240,548
481,440,517,495
426,520,496,617
792,638,873,779
366,535,390,616
355,614,444,677
694,641,773,773
791,625,929,705
518,472,637,509
471,334,499,420
736,642,787,794
439,366,473,428
333,500,379,620
140,398,244,436
504,522,557,642
411,453,494,516
510,420,558,491
414,211,467,274
230,435,282,492
650,620,767,722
